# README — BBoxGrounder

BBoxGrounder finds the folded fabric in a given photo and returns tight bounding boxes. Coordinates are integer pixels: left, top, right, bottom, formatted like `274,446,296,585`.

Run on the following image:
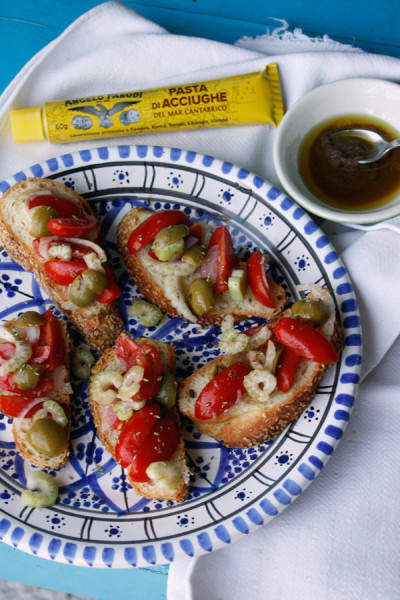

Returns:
0,3,399,599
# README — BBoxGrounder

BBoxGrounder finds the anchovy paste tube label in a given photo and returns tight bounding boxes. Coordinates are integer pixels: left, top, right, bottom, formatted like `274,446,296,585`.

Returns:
10,64,284,144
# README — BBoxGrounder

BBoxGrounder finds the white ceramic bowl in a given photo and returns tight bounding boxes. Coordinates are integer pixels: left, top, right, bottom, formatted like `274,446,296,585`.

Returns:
273,78,400,224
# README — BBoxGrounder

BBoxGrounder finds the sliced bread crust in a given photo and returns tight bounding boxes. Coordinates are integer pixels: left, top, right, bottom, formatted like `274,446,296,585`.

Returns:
0,178,124,352
1,316,72,469
89,335,190,503
117,208,286,326
178,295,344,448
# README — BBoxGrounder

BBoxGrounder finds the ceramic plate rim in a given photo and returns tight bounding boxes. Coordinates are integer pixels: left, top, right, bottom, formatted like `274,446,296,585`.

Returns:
0,145,362,568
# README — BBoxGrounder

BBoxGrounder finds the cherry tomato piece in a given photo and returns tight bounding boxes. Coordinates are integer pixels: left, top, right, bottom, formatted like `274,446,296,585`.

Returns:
128,416,179,482
206,225,236,293
115,335,140,369
274,317,339,364
38,310,65,371
128,210,189,253
276,346,300,393
28,195,83,218
0,394,44,418
27,345,51,365
188,222,203,241
148,248,161,261
131,344,162,402
115,404,162,468
195,362,252,420
47,216,97,238
115,337,162,402
44,260,87,285
96,265,121,304
246,250,276,308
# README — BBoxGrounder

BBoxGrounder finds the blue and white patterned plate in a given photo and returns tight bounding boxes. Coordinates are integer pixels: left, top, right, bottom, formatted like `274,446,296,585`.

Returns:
0,145,361,568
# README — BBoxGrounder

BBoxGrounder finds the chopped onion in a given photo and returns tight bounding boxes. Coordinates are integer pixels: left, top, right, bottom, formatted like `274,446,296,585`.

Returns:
36,236,106,263
51,365,73,394
248,325,271,350
17,325,40,346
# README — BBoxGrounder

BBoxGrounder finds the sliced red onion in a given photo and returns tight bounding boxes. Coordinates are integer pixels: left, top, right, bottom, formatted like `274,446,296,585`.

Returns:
36,236,61,260
15,396,51,419
197,243,220,283
183,235,198,252
35,236,106,263
101,404,118,433
63,238,106,263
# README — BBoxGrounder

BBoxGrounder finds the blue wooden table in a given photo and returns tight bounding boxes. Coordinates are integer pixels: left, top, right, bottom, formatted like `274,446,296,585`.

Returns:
0,1,399,599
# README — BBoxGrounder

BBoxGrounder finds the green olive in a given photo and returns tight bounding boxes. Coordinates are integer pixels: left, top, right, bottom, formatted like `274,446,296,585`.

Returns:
154,372,178,408
27,418,68,457
152,224,190,261
153,238,185,261
154,224,190,246
290,299,330,328
30,205,59,238
68,276,97,307
81,269,108,295
181,245,206,266
188,278,215,315
14,364,44,390
15,310,44,328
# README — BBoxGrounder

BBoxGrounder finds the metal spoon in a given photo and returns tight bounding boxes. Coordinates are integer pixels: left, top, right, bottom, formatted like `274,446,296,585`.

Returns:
330,129,400,164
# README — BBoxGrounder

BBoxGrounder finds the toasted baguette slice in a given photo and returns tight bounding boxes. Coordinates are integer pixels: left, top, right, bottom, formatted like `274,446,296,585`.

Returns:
178,288,344,448
0,178,124,352
0,313,71,469
89,334,190,503
117,208,286,326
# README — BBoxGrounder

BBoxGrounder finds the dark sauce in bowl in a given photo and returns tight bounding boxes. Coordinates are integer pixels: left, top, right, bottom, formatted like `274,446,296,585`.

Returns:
298,115,400,211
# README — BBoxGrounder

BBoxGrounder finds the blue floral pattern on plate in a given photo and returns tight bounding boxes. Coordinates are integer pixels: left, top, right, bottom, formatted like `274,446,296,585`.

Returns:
0,145,362,568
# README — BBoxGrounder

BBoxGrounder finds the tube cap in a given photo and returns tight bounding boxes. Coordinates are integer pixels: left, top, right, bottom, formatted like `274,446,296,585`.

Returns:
10,107,46,142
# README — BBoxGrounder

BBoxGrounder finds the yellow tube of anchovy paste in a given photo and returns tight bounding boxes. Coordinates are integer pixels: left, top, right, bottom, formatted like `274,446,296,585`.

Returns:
10,64,284,144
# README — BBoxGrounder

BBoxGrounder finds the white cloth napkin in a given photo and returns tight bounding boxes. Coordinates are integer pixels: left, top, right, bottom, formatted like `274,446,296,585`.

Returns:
0,3,399,599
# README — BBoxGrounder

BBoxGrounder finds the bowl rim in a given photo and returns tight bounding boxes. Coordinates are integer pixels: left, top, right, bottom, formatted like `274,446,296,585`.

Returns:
273,77,400,224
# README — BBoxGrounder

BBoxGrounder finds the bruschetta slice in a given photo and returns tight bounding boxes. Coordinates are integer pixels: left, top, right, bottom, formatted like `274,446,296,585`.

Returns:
0,309,72,469
0,178,124,352
178,285,343,447
117,207,286,326
88,333,190,503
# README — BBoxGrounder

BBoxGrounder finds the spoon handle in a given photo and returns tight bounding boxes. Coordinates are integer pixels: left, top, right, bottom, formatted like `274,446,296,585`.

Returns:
386,138,400,152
